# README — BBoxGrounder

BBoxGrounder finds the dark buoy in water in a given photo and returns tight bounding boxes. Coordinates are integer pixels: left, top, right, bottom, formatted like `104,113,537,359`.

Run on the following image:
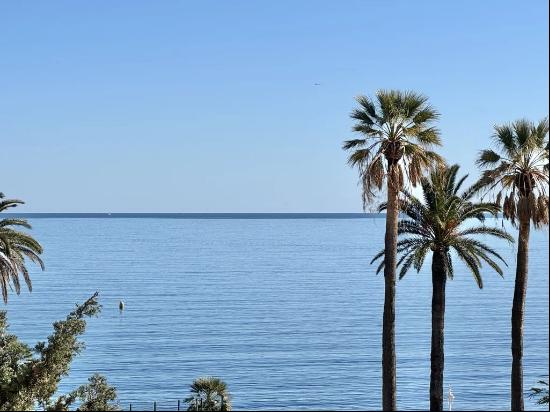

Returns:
119,300,125,311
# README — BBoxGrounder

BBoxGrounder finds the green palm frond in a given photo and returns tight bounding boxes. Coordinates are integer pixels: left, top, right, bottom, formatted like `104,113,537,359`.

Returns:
453,242,484,288
342,139,368,150
398,252,416,279
476,149,502,167
0,219,32,229
0,196,25,213
457,226,513,241
398,220,432,238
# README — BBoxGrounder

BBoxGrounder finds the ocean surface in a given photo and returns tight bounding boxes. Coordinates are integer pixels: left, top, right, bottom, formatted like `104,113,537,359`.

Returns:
3,215,549,411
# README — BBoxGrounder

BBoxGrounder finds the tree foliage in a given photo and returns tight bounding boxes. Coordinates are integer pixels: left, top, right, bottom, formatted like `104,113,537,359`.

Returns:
50,374,120,411
0,293,119,411
185,377,231,411
477,118,549,227
372,164,514,286
342,89,444,208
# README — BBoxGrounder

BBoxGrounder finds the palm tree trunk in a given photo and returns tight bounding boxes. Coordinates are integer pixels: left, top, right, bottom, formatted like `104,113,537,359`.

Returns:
382,174,398,411
430,250,446,411
511,214,530,411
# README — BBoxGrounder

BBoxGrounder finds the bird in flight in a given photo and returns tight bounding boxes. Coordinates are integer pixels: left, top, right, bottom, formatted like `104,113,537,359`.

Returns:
314,83,321,86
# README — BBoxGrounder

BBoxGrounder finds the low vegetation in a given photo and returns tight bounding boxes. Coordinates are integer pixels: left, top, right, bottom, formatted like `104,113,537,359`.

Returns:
0,293,119,411
185,377,231,411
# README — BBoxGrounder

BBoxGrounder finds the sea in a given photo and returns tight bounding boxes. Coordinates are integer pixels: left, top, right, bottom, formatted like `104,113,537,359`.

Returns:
3,214,549,411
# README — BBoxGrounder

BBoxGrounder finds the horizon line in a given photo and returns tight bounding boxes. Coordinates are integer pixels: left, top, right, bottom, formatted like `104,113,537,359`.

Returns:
4,212,385,219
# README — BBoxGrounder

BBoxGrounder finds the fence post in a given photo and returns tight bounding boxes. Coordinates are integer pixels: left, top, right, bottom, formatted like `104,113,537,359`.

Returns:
153,401,157,411
177,399,181,411
129,404,132,411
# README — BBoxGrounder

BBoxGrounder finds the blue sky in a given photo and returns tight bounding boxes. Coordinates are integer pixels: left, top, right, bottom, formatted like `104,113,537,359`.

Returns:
1,1,548,212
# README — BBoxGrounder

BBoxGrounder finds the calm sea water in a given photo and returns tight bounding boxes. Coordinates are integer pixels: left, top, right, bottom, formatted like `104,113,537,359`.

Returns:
4,216,549,411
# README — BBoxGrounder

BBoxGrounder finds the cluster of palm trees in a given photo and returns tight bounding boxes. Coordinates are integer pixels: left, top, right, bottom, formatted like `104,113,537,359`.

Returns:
343,89,549,411
1,90,547,411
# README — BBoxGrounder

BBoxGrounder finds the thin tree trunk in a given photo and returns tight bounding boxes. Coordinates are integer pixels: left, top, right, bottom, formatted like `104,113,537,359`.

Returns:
511,214,530,411
430,251,446,411
382,173,398,411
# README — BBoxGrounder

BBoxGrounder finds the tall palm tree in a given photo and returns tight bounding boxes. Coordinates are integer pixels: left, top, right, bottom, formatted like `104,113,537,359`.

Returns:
343,90,443,410
0,192,44,303
185,377,231,411
372,164,513,411
476,118,549,411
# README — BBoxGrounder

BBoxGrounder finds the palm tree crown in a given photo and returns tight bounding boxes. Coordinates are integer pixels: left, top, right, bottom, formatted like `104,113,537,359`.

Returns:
343,89,443,207
0,192,44,303
372,165,513,286
185,377,231,411
477,118,549,227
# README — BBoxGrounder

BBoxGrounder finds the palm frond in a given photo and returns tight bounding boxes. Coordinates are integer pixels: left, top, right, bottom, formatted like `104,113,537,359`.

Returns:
476,149,502,167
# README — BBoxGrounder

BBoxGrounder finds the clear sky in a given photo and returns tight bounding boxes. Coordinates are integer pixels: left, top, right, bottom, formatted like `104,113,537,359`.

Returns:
1,1,548,212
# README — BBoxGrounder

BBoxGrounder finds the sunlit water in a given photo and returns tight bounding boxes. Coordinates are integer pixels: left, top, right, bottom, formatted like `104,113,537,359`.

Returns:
4,216,549,411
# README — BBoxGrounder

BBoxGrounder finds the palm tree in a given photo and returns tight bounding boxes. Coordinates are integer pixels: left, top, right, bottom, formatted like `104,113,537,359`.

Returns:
343,90,443,410
184,377,231,411
476,118,549,411
0,192,44,303
372,164,513,411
